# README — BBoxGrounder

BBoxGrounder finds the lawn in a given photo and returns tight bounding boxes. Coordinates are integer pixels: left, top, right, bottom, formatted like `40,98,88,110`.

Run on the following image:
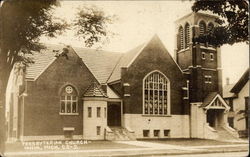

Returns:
5,140,145,153
138,138,248,146
5,138,248,153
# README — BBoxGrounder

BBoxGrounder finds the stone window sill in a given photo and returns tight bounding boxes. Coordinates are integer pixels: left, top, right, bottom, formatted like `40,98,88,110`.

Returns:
142,114,171,117
59,113,79,116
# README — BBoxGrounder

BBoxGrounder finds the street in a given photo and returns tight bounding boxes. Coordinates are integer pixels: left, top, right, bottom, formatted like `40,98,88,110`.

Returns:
153,152,249,157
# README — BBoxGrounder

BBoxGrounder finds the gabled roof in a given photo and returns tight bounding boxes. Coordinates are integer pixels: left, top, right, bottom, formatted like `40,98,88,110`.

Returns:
24,35,178,84
230,68,249,94
223,83,236,98
25,44,64,80
24,44,122,83
107,43,146,83
201,92,230,111
202,92,218,107
73,47,123,84
107,35,183,83
107,86,120,99
83,82,107,97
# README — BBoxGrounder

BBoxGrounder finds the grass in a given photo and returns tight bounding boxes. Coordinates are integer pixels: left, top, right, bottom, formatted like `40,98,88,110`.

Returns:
138,138,248,146
5,138,248,153
5,140,144,153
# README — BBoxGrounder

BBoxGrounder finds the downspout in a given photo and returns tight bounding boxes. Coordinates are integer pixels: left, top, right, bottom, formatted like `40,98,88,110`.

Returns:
20,79,28,141
187,81,192,138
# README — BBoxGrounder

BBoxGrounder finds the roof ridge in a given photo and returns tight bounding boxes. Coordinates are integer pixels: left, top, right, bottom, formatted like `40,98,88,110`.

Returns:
71,47,102,84
25,44,65,80
83,82,107,97
125,40,149,68
230,68,249,93
73,46,121,54
106,42,146,83
106,54,124,83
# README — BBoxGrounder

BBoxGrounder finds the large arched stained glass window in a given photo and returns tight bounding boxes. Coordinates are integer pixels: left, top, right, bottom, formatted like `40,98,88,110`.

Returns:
60,85,78,114
143,71,170,115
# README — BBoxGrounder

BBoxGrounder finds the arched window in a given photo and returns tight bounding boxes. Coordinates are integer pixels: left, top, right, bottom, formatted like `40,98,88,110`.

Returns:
199,21,206,35
60,85,78,114
179,26,184,50
184,23,190,48
143,71,170,115
207,22,214,32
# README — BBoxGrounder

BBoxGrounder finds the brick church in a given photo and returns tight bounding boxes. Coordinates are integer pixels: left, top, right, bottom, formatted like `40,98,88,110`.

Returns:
6,12,239,141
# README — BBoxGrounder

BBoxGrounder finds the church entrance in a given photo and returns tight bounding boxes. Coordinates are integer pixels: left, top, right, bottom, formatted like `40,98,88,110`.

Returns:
206,109,224,129
107,102,121,126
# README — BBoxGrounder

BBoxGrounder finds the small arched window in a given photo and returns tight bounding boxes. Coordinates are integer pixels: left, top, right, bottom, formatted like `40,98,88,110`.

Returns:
207,22,214,32
199,21,206,35
179,26,184,50
143,71,170,115
60,85,78,114
184,23,190,48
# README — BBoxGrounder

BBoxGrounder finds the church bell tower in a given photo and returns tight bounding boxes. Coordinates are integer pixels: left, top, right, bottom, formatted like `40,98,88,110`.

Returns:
174,12,223,103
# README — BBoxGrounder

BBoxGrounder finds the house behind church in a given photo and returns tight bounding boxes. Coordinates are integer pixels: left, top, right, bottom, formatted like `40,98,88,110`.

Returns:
223,69,249,137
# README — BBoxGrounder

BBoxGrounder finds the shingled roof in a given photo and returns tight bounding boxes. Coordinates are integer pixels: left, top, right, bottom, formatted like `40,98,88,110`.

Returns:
83,82,107,97
201,92,218,107
73,47,123,84
24,44,146,84
231,68,249,94
201,92,229,111
25,44,64,79
107,43,146,83
24,35,166,84
223,84,236,98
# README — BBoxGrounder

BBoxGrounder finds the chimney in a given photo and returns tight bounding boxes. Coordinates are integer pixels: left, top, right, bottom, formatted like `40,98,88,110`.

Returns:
226,77,230,85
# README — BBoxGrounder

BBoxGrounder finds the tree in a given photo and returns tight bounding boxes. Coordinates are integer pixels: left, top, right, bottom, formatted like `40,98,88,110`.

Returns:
0,0,65,154
0,1,114,154
192,0,249,47
73,5,115,47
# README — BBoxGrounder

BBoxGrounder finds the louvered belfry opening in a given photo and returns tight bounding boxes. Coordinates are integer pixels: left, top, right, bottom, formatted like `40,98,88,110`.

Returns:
207,22,214,32
184,23,190,48
199,21,206,35
179,26,184,50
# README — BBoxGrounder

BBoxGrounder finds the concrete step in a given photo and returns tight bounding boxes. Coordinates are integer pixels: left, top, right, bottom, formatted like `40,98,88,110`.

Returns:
216,127,240,141
109,127,135,141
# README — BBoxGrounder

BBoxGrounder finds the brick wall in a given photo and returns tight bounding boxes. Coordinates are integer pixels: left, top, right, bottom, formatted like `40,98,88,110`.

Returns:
121,38,188,115
23,48,98,137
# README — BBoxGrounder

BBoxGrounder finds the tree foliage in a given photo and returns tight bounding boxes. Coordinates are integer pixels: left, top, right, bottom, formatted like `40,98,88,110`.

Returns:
73,6,115,47
0,1,115,69
0,0,67,67
0,1,115,153
0,0,65,152
192,0,249,46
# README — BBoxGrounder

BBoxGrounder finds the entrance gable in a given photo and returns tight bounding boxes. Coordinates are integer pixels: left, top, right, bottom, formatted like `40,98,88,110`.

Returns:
203,93,230,111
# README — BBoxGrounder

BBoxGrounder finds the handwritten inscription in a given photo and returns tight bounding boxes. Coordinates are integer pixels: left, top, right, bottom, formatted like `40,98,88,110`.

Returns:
22,140,90,150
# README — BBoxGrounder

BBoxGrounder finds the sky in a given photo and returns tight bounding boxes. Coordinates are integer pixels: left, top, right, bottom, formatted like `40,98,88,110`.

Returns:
42,0,249,85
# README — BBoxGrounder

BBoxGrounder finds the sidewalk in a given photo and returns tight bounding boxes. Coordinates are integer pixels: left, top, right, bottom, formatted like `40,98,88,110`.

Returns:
4,139,249,157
